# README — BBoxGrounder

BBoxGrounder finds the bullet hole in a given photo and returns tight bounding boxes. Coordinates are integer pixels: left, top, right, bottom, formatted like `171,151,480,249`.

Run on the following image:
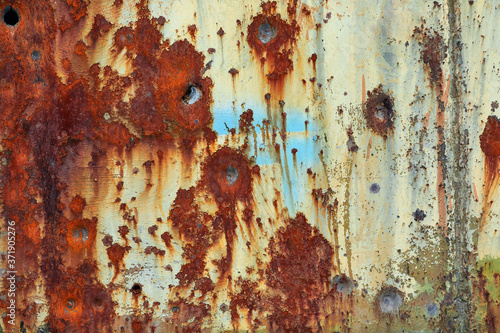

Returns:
220,303,228,312
379,288,403,314
413,208,426,221
172,306,180,313
426,302,439,316
369,183,380,194
331,274,355,296
3,6,20,27
182,85,202,105
31,50,41,61
72,227,89,242
65,299,76,313
131,283,142,294
225,165,239,185
258,20,277,44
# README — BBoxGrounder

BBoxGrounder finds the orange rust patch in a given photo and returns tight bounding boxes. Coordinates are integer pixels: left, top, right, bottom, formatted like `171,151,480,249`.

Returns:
70,195,87,213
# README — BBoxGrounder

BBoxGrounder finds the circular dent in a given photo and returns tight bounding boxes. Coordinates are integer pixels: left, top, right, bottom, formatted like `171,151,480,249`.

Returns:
258,20,277,44
379,288,403,314
225,165,239,185
65,299,76,313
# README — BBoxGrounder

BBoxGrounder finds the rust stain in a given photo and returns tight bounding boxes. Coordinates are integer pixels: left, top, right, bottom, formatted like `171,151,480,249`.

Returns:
364,85,395,137
246,1,300,97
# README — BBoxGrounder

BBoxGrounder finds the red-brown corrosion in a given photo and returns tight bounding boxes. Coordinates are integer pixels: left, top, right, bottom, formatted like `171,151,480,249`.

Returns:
479,116,500,229
167,299,210,332
480,116,500,157
413,26,447,88
228,213,338,331
265,213,334,330
239,109,254,132
106,243,131,279
88,14,113,43
364,85,395,137
187,24,197,40
154,40,213,131
202,147,253,203
169,187,219,287
66,0,88,22
45,263,116,332
246,2,300,84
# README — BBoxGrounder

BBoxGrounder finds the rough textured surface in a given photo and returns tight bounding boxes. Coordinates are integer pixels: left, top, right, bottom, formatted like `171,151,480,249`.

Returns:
0,0,499,332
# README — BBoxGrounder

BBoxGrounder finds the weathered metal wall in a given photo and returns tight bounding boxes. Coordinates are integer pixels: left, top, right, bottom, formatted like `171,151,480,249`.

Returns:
0,0,499,331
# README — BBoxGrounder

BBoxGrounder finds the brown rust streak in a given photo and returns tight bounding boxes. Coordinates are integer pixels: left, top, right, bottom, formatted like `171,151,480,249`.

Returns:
415,26,449,235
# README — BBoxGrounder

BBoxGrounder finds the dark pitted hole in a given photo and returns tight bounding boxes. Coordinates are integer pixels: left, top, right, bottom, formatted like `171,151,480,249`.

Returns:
65,299,76,313
426,302,439,316
225,165,239,185
220,303,228,312
73,227,89,242
131,283,142,294
182,85,202,105
172,306,180,313
31,50,41,61
369,183,380,194
258,20,277,44
3,6,20,26
379,289,402,314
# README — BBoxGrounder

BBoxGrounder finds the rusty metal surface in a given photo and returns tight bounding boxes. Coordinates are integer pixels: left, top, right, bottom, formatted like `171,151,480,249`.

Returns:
0,0,499,332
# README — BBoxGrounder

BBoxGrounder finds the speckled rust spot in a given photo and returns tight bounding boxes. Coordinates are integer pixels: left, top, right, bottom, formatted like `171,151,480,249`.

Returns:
413,26,447,88
161,231,173,248
202,147,253,203
246,2,300,84
187,24,197,40
239,109,254,132
107,243,131,279
364,85,395,137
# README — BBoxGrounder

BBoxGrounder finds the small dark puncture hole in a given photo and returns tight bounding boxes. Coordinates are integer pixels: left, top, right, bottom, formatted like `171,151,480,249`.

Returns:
3,6,20,26
131,283,142,294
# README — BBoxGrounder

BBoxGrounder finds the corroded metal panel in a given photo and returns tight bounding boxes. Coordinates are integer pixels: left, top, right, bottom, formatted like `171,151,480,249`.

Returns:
0,0,499,332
